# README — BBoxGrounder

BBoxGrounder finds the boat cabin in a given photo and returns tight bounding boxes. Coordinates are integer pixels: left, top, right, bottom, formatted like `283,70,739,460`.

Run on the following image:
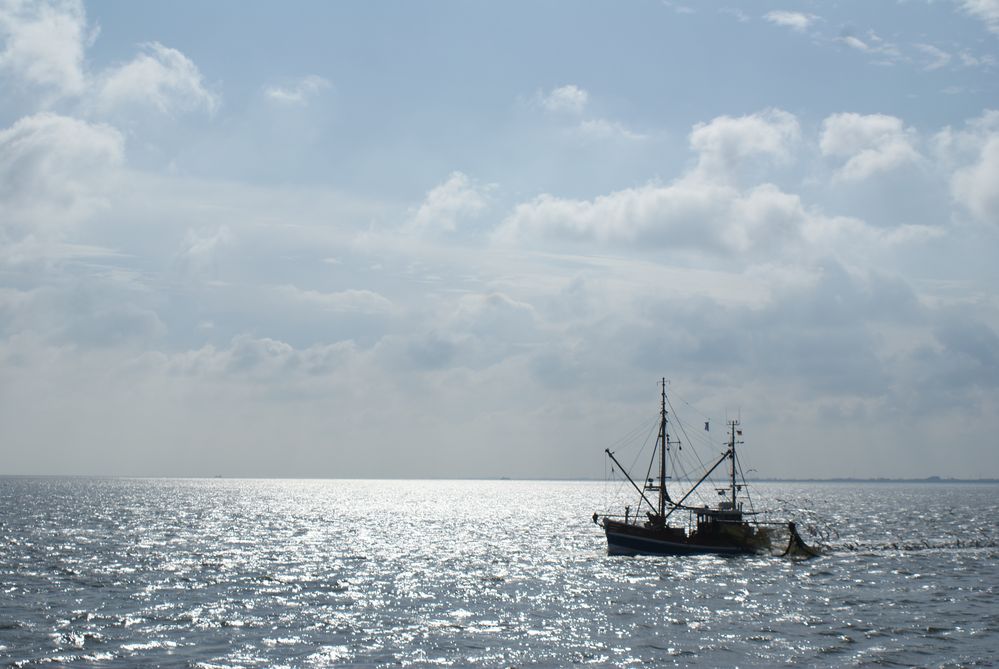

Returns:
696,502,744,529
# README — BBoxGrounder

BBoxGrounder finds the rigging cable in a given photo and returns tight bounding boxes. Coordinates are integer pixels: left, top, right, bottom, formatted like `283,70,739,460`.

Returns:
640,435,659,514
735,450,758,519
603,414,659,516
670,390,714,424
666,395,716,508
634,416,661,515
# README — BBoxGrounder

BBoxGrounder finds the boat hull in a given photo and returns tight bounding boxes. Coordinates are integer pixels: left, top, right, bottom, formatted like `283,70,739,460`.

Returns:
603,519,759,556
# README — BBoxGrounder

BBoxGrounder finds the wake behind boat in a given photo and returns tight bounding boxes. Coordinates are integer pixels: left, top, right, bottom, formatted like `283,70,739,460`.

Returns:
593,379,816,558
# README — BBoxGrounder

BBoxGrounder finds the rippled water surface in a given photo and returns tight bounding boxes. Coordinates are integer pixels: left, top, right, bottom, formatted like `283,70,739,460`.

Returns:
1,477,997,667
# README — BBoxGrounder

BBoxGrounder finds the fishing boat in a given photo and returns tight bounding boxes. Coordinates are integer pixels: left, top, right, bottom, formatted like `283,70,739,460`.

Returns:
593,379,816,557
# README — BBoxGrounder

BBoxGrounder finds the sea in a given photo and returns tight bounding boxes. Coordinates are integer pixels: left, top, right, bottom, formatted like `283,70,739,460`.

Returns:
1,477,997,668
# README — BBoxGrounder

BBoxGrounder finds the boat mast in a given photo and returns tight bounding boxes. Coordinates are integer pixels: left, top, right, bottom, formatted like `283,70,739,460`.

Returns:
659,378,669,518
728,419,740,509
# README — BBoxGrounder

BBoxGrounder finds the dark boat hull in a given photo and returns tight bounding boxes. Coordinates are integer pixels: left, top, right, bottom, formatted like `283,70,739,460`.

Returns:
603,519,760,556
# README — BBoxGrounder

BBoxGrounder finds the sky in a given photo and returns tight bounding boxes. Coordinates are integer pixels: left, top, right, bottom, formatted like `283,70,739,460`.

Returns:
1,0,999,479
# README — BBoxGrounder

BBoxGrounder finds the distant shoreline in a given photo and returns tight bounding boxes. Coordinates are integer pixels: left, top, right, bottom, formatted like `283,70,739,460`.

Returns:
749,477,999,484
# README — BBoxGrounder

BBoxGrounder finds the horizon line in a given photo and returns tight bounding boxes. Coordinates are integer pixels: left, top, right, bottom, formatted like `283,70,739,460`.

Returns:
2,474,997,483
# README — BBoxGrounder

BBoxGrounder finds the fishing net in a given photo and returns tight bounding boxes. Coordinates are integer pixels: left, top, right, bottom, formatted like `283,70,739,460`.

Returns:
781,522,820,559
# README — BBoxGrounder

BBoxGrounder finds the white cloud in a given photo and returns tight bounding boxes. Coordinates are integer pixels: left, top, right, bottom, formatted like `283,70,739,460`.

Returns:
951,130,999,223
409,172,492,234
496,109,839,253
495,176,924,260
690,108,801,179
94,42,217,115
915,43,953,70
933,110,999,158
575,118,647,142
0,0,88,96
264,74,330,105
839,31,902,63
958,49,997,67
957,0,999,35
820,112,921,181
539,84,589,114
535,84,644,143
0,112,123,239
179,226,232,278
730,183,807,250
495,108,943,256
801,214,943,250
495,178,799,253
450,292,540,343
169,334,359,380
0,239,121,266
273,285,396,315
509,181,704,245
764,10,817,32
0,2,218,117
841,35,870,52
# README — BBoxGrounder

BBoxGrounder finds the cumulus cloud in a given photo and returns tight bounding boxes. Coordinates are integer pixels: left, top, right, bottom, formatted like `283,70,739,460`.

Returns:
496,180,722,247
494,108,943,256
801,213,942,251
0,1,217,117
539,84,589,114
0,0,88,96
409,171,492,234
498,110,755,248
94,42,217,115
820,112,921,181
689,108,801,179
0,112,124,239
957,0,999,35
493,177,816,254
951,130,999,223
764,10,817,32
533,84,645,144
730,183,808,249
264,74,330,105
495,174,925,259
